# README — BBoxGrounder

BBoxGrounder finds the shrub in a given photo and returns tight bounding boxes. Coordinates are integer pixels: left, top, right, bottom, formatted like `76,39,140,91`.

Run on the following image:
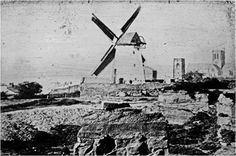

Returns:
1,91,8,100
183,71,204,83
16,81,42,99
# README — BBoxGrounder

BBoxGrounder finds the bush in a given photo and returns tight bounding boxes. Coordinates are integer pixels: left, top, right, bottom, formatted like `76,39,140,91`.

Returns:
16,81,42,99
168,77,230,100
1,91,8,100
183,71,204,83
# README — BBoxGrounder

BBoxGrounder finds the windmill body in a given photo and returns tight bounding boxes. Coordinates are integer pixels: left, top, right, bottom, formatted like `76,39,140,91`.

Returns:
90,6,146,84
113,32,145,84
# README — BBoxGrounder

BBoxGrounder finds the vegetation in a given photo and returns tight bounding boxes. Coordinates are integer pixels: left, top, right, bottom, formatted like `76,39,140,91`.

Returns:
1,91,8,100
16,81,42,99
182,71,232,89
183,71,204,83
165,71,233,99
1,98,81,113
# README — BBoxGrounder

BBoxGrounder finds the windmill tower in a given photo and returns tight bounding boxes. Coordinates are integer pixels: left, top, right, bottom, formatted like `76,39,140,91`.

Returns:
91,6,146,84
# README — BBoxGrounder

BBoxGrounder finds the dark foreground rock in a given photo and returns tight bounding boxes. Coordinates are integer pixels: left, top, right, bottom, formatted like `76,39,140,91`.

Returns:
168,112,221,155
2,93,234,155
102,101,130,111
76,109,167,155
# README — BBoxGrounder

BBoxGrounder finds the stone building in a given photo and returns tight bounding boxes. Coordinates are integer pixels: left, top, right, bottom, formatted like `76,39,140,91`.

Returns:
143,66,157,82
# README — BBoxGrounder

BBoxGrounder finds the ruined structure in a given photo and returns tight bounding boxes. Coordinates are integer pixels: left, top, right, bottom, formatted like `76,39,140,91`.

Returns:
173,58,185,79
187,49,235,78
209,49,234,78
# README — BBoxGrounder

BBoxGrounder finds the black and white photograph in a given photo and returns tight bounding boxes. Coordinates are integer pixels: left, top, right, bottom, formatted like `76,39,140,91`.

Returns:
1,0,235,155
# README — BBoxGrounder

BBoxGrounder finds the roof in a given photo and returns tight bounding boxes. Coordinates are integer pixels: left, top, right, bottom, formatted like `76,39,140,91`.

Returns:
144,66,155,71
117,32,141,45
7,86,19,93
1,86,18,95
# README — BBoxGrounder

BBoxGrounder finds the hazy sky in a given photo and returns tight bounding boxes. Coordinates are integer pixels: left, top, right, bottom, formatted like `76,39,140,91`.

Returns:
1,1,235,84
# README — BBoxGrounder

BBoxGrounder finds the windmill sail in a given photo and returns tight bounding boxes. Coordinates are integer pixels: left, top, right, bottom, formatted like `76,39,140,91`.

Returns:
92,47,116,76
121,6,141,33
92,14,117,41
91,6,142,77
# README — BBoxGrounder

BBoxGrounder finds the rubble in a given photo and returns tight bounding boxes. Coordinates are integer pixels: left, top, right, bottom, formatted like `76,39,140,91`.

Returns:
216,93,235,129
1,82,235,155
1,121,37,142
195,92,208,103
158,92,193,104
168,112,221,155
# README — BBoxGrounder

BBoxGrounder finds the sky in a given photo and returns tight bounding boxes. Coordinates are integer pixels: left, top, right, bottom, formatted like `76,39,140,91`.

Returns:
1,1,235,88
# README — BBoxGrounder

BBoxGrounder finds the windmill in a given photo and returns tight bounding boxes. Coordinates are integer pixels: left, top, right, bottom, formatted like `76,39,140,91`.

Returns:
91,6,146,84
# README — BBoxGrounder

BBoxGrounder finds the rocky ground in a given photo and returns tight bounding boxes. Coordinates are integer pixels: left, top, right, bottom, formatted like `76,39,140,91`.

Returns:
1,83,235,155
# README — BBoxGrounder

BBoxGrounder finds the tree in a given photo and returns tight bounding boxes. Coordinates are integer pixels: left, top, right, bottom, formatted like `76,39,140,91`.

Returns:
17,81,42,99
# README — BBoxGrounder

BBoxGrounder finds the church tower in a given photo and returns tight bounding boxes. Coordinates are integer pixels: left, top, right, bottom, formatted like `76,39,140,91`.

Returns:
212,49,225,69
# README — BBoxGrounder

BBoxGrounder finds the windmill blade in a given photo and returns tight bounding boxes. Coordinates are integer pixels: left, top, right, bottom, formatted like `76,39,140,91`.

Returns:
101,45,114,61
92,46,116,76
141,54,146,63
121,6,141,33
92,13,117,41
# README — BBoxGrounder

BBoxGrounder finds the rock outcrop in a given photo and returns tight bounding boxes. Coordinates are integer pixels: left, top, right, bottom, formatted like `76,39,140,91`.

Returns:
76,109,168,155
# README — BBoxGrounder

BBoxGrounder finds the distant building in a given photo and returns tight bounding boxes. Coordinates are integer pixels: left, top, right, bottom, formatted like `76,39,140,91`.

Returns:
173,58,185,79
1,84,18,99
187,49,235,78
209,50,225,77
144,66,157,82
